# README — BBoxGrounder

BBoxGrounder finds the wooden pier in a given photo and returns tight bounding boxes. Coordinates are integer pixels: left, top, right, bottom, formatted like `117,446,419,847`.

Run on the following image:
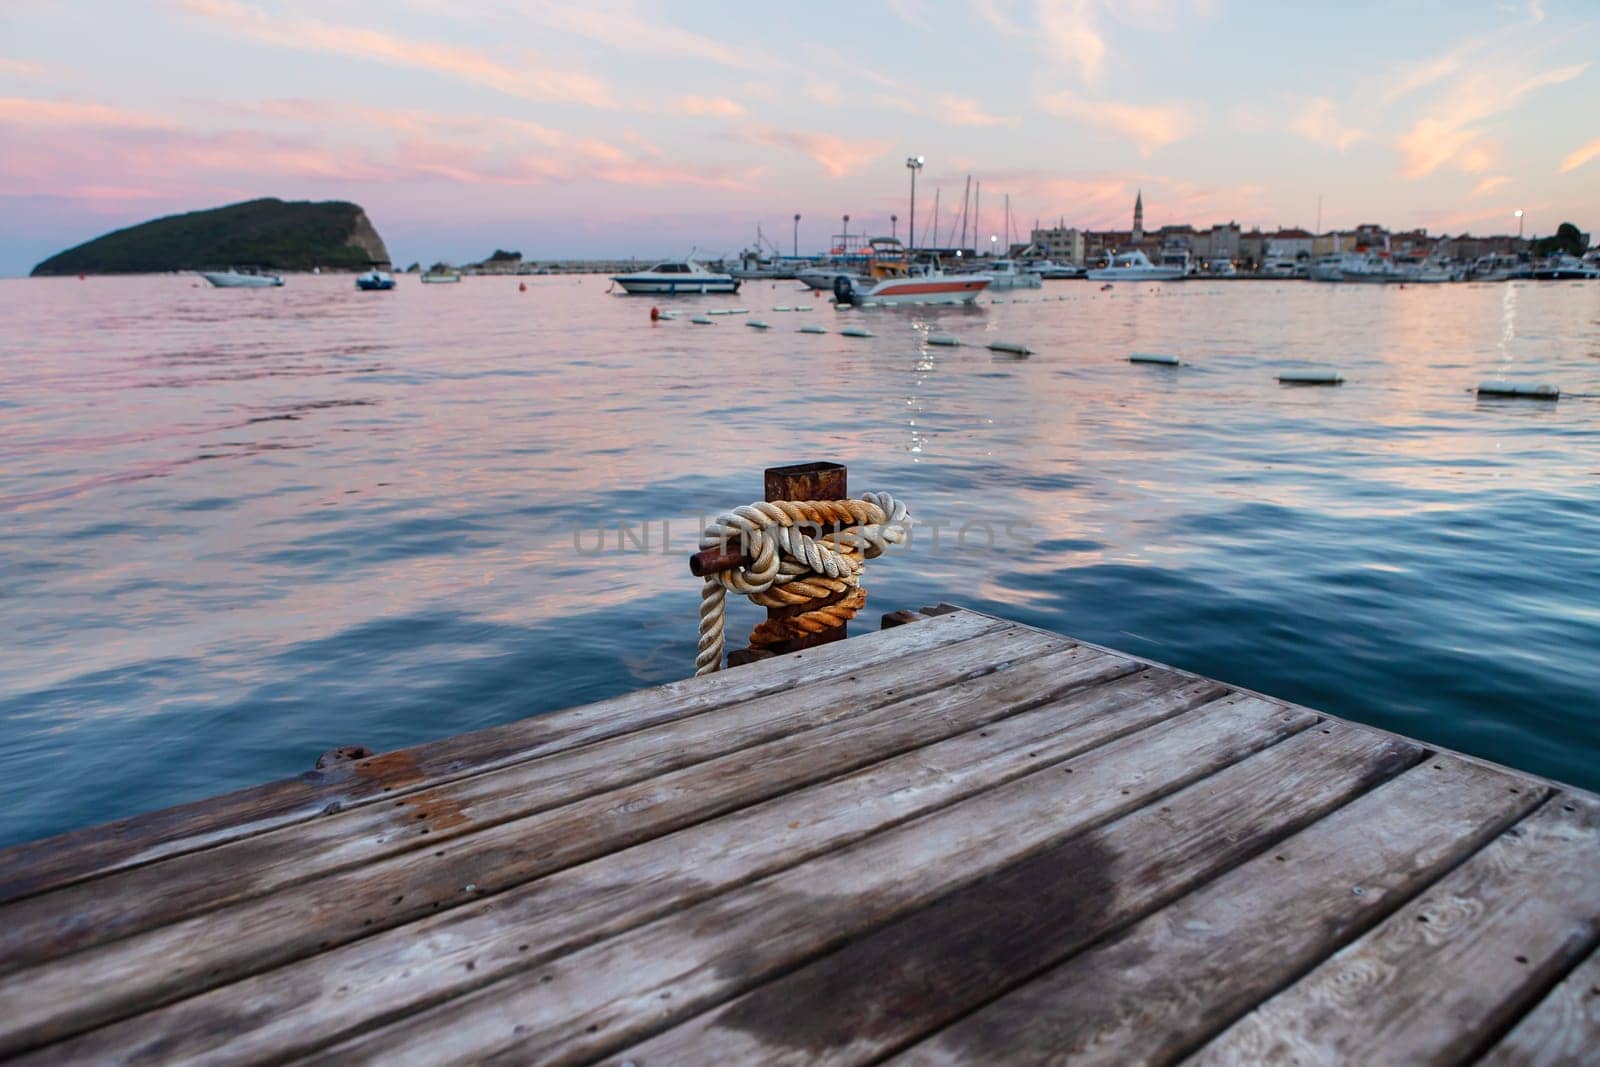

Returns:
1,606,1595,1065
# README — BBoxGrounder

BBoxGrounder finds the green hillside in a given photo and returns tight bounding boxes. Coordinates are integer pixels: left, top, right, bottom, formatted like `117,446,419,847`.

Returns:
30,198,391,276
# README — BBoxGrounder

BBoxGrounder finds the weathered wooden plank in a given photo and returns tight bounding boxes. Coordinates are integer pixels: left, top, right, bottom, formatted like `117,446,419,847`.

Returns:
300,697,1331,1066
0,609,1002,906
613,723,1425,1067
0,623,1053,972
1,640,1133,1056
893,756,1543,1067
23,670,1231,1065
1480,945,1600,1067
1186,795,1600,1066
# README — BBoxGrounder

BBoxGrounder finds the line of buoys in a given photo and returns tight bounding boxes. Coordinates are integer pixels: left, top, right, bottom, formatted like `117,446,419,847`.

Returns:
841,326,874,338
1277,369,1344,385
926,333,962,347
1130,352,1181,365
1478,380,1559,400
988,340,1033,356
691,315,713,325
746,320,770,329
799,325,827,334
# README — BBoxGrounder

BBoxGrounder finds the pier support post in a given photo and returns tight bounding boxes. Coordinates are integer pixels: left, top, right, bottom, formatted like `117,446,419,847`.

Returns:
727,461,849,667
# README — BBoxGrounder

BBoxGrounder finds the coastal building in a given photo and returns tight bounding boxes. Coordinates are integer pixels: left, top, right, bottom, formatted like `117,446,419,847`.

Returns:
1028,224,1086,264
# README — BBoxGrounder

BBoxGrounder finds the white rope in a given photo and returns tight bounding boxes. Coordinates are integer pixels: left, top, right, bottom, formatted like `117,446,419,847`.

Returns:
695,492,911,675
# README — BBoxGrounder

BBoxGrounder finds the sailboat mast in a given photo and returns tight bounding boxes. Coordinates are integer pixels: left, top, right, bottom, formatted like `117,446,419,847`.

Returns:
974,182,981,254
959,175,971,250
930,188,940,251
1004,194,1009,253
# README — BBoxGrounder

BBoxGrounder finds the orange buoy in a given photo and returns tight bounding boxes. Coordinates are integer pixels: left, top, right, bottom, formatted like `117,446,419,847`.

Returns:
518,281,527,292
650,306,660,321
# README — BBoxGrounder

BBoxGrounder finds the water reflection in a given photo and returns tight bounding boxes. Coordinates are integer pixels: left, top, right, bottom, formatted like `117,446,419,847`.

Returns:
0,274,1597,846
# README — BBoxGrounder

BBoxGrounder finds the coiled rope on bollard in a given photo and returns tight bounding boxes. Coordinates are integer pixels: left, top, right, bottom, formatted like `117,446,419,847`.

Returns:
695,493,911,675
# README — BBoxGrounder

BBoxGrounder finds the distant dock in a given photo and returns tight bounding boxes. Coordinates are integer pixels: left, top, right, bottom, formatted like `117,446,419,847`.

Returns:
1,606,1595,1064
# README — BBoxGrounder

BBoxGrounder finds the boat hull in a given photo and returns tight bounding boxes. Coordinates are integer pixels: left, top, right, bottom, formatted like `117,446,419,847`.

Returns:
199,271,283,288
843,276,991,305
613,277,741,295
1084,266,1185,282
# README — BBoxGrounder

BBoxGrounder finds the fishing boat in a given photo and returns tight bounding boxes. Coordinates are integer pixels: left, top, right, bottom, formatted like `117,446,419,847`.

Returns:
198,268,284,288
612,257,740,295
421,269,462,284
1086,250,1185,282
356,270,396,291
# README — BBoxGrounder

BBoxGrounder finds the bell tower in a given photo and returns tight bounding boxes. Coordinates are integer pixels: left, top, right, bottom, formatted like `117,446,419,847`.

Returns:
1132,189,1144,242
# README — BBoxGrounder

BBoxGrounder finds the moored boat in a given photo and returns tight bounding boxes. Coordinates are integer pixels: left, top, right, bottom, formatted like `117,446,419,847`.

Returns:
1308,251,1411,283
1026,259,1084,279
1086,250,1185,282
831,240,990,304
612,257,740,295
199,268,284,288
356,270,396,291
421,269,461,284
1527,253,1600,280
981,259,1043,290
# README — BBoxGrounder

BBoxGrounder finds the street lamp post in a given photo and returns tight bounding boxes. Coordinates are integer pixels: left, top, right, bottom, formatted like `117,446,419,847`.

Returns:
891,214,898,241
793,213,801,257
1515,209,1525,240
906,155,924,251
842,214,850,252
990,234,998,258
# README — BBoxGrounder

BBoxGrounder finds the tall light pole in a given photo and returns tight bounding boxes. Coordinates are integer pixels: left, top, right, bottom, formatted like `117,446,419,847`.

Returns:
891,214,898,241
906,155,924,251
842,213,850,253
990,234,998,258
1514,209,1525,239
793,213,800,257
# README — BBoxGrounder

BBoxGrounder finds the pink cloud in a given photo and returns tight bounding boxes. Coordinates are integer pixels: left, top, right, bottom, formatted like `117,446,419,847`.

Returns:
676,95,745,118
1289,98,1364,151
1395,63,1587,178
1558,137,1600,174
178,0,619,109
1472,175,1511,196
736,124,891,178
937,94,1019,128
1039,90,1195,156
0,96,173,130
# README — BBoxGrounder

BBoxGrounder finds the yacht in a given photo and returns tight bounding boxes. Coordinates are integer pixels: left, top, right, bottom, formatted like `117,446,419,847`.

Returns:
983,259,1043,290
199,268,284,288
1086,250,1186,282
612,257,740,295
1469,254,1520,281
832,238,991,304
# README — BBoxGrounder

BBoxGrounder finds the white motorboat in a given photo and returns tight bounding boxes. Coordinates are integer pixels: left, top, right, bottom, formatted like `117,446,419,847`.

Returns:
1206,258,1239,276
983,259,1043,290
611,257,740,295
1409,258,1462,283
1308,252,1412,283
1026,260,1084,279
832,266,991,305
797,266,865,292
199,268,284,288
1086,250,1185,282
421,269,461,284
1470,254,1520,281
1528,253,1600,280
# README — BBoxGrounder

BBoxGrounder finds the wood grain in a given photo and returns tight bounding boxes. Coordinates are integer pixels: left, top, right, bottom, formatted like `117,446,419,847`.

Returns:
1186,794,1600,1066
1480,946,1600,1067
894,755,1542,1066
301,696,1323,1066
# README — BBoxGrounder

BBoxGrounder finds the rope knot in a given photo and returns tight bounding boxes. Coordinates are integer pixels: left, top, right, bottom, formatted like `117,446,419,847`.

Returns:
695,492,911,674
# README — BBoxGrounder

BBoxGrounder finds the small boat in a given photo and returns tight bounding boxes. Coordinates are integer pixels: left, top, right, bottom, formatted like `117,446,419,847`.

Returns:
1307,252,1411,283
356,270,396,291
199,268,284,288
981,259,1043,291
1527,253,1600,280
1086,250,1185,282
421,270,461,284
1026,260,1084,279
612,257,740,295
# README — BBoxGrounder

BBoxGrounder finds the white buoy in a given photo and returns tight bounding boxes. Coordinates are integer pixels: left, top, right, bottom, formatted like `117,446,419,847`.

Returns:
988,340,1033,356
990,298,1005,304
927,333,962,347
730,307,749,314
1277,369,1344,385
707,309,731,316
691,316,713,325
799,325,827,334
746,320,769,329
772,305,792,312
841,327,874,338
1477,380,1559,399
795,305,813,311
860,301,879,308
1130,352,1181,365
658,310,679,320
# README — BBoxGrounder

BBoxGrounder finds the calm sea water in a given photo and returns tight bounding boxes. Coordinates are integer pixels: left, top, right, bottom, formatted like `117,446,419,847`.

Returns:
1,273,1597,847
